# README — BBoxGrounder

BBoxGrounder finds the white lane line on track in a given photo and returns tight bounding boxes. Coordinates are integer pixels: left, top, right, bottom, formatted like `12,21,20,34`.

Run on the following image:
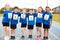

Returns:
0,34,3,38
49,31,60,40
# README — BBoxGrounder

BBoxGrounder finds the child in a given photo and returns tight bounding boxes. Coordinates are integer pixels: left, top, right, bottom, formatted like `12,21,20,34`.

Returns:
10,7,20,39
2,4,12,40
20,8,27,39
36,6,44,40
27,9,36,39
43,6,52,40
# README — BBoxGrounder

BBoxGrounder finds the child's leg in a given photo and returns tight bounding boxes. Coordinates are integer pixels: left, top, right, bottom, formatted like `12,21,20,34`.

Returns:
28,29,32,35
11,29,15,36
21,28,26,37
11,29,16,39
28,25,33,38
38,27,41,36
21,24,26,37
4,27,9,36
36,27,42,40
36,27,41,36
10,24,16,39
28,29,33,38
36,23,42,36
4,27,10,40
36,27,39,36
3,22,10,40
43,24,50,39
44,28,49,39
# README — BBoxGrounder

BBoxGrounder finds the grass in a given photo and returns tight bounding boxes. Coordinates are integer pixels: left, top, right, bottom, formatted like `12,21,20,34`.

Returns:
53,14,60,23
0,13,60,23
0,14,3,17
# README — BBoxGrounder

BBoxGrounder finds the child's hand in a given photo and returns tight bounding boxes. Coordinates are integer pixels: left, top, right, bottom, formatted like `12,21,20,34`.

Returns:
50,19,52,27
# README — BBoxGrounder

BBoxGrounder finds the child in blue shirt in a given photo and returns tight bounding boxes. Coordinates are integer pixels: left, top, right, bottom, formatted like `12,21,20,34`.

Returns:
43,6,52,40
2,4,12,40
36,6,44,40
27,9,36,39
20,8,27,39
10,7,20,39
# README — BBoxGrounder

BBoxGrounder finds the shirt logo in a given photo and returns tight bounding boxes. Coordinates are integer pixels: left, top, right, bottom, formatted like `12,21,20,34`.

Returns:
13,14,18,20
37,13,42,18
44,14,49,20
8,13,12,19
21,14,26,19
29,15,34,21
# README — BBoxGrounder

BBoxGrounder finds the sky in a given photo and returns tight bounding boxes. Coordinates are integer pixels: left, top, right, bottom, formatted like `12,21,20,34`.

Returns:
0,0,60,9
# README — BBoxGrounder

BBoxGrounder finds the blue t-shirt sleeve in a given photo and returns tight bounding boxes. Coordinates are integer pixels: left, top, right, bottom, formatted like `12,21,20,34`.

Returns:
3,12,5,17
26,13,29,18
43,11,46,15
33,13,37,17
18,12,21,16
3,11,6,17
35,13,37,17
42,12,45,18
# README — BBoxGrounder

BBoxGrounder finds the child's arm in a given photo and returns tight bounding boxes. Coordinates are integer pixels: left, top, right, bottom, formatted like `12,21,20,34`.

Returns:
50,14,53,26
26,14,28,26
50,19,52,26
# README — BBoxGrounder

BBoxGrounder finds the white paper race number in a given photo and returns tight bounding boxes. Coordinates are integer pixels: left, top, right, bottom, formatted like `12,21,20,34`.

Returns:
21,14,26,19
44,14,49,20
13,14,18,20
38,13,42,18
8,13,12,19
29,15,34,21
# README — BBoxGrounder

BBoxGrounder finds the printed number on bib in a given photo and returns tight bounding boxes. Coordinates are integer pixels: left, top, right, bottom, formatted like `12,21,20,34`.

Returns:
44,14,49,20
8,13,12,19
29,15,34,21
38,13,42,18
21,14,26,19
13,14,18,20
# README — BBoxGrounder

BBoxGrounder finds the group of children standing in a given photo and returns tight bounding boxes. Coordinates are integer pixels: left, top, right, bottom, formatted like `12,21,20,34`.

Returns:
2,4,52,40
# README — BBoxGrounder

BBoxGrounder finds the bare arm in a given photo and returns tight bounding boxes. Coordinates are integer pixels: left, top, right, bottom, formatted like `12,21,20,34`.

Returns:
50,19,52,26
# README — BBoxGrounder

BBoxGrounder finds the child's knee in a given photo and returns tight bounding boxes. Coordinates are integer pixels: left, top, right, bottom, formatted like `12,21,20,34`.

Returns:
44,28,47,31
4,29,9,32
